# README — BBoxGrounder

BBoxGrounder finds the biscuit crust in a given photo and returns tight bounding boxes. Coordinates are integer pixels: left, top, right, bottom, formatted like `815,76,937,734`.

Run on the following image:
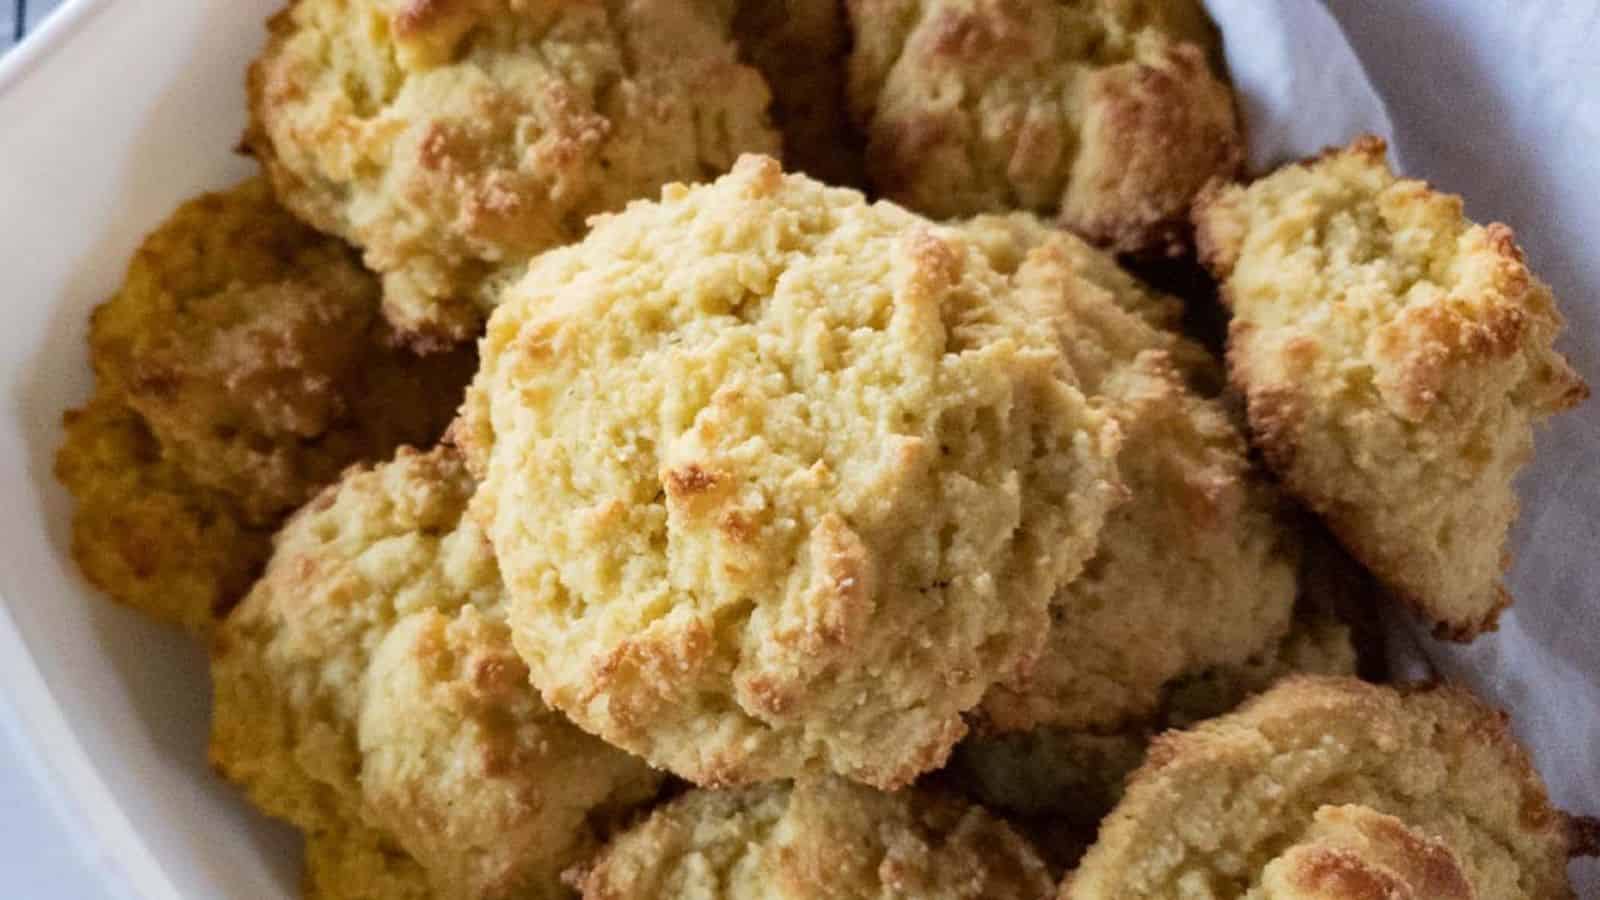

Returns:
1193,137,1588,639
572,778,1055,899
961,215,1299,732
58,178,469,631
210,448,661,900
247,0,781,347
460,157,1122,788
55,393,273,633
1063,677,1581,899
1254,804,1476,900
846,0,1240,253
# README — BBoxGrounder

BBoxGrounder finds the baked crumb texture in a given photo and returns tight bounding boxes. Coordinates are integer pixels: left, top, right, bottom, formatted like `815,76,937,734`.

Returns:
209,448,662,900
56,394,274,634
571,777,1055,899
461,156,1123,789
1194,136,1588,640
1063,676,1582,899
846,0,1240,254
55,178,470,633
247,0,781,349
959,214,1300,733
1252,804,1476,900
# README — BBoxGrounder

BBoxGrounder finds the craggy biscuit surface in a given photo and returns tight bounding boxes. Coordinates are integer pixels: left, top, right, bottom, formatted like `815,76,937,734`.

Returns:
460,157,1122,788
88,177,471,523
847,0,1239,253
961,215,1298,732
572,778,1055,899
1063,677,1581,899
211,448,661,900
956,212,1195,336
55,392,273,633
248,0,780,347
1194,137,1588,638
59,178,468,632
1251,804,1475,900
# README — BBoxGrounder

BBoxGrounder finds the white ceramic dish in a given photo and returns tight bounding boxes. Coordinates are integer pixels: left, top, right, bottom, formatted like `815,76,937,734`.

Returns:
2,2,1596,898
0,2,299,897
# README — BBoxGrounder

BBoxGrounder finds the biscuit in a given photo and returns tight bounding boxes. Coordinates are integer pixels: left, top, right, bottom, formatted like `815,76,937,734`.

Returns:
58,178,468,632
1063,677,1582,899
846,0,1240,253
961,216,1299,732
459,156,1123,788
1193,137,1589,638
88,177,472,523
570,777,1055,899
248,0,781,348
210,447,662,899
734,0,865,187
54,392,273,633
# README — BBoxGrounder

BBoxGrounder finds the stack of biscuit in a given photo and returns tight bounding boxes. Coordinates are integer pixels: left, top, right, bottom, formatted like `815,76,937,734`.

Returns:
55,2,1595,898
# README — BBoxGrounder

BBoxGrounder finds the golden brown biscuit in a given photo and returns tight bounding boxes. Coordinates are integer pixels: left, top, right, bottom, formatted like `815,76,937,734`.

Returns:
1252,804,1475,900
248,0,781,348
54,392,273,633
960,216,1299,733
1194,137,1589,639
88,177,471,523
211,447,500,832
459,156,1123,789
571,777,1055,899
359,606,664,899
734,0,865,187
1063,677,1582,899
846,0,1240,253
211,447,662,900
58,178,468,632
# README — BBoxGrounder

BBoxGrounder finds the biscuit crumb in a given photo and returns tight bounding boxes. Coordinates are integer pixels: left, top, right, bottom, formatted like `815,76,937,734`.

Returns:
1065,677,1579,898
847,0,1239,253
247,0,781,344
575,778,1054,899
1194,136,1588,639
463,160,1123,788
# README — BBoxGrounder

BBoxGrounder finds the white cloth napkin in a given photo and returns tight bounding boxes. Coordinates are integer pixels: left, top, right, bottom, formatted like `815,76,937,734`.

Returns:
1207,0,1599,890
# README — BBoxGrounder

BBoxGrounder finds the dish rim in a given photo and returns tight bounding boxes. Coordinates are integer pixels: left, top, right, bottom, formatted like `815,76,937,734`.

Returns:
1,8,192,899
